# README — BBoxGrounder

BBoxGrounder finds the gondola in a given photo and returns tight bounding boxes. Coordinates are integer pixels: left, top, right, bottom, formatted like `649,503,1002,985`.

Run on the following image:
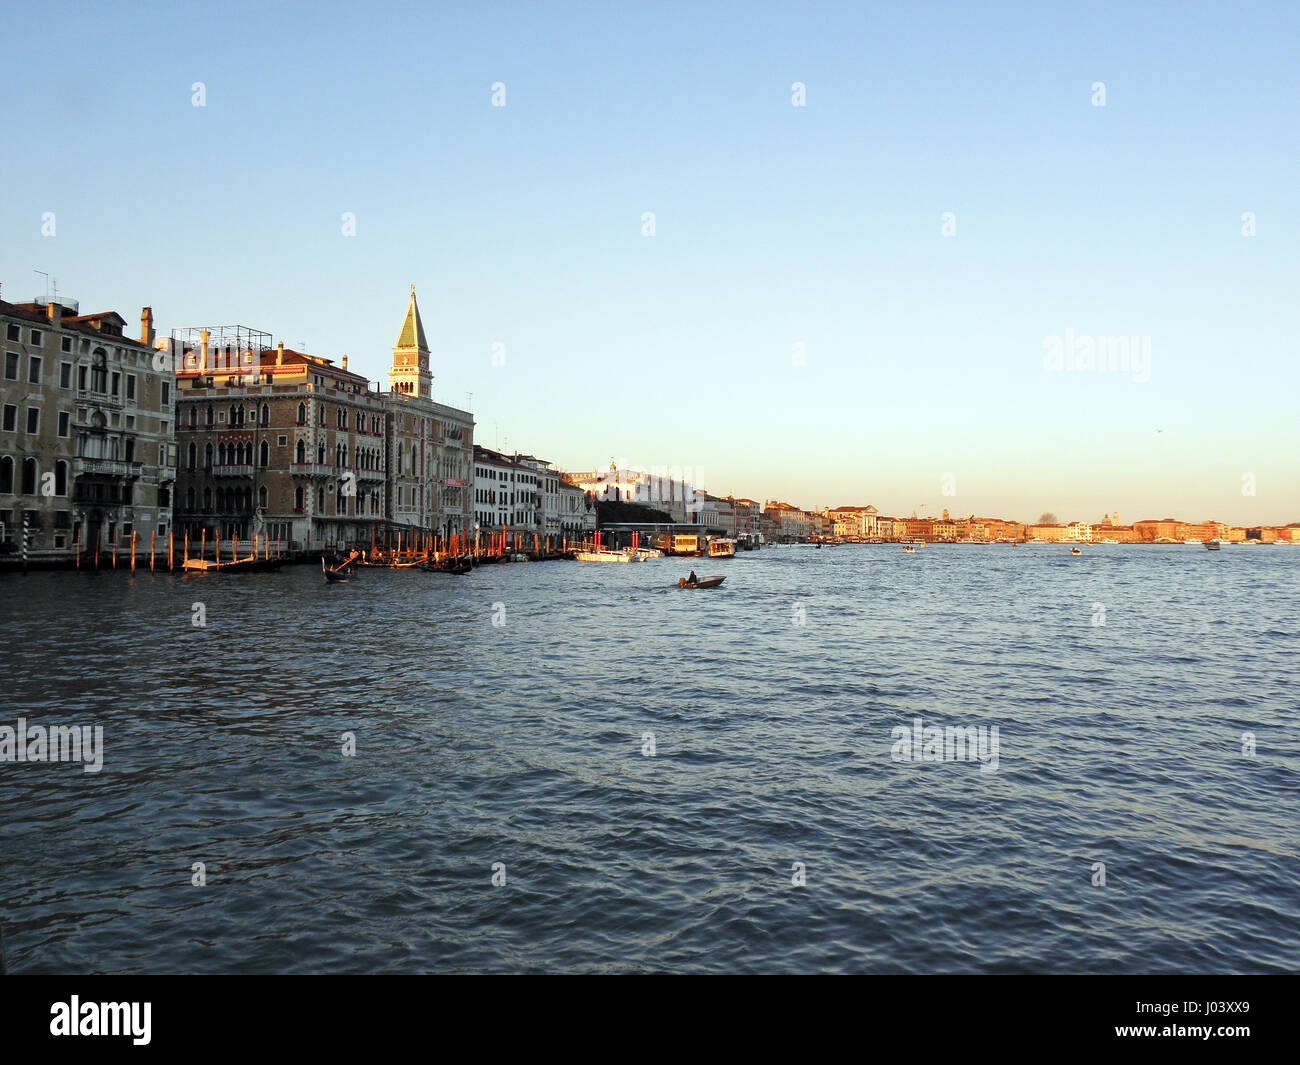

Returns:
322,558,350,583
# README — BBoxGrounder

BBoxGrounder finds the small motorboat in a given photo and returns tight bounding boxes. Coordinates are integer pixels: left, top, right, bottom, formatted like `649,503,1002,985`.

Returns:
677,574,725,589
1204,539,1221,551
1070,547,1082,555
902,546,915,553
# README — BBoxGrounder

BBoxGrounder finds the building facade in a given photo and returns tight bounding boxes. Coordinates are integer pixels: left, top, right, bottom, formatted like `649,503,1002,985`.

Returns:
1,294,174,558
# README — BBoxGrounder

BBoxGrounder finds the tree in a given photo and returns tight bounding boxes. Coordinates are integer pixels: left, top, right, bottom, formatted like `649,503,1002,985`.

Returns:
1038,512,1058,524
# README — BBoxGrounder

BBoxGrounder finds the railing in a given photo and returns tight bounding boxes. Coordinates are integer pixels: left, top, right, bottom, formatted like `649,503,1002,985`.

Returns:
289,462,331,477
73,457,143,478
211,464,255,478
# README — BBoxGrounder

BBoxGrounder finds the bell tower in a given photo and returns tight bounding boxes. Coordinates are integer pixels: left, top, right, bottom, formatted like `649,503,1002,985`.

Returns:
389,284,432,398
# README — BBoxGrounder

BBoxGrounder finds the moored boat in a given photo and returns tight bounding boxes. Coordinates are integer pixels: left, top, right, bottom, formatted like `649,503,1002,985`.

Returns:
707,538,736,558
575,549,643,563
1205,539,1221,551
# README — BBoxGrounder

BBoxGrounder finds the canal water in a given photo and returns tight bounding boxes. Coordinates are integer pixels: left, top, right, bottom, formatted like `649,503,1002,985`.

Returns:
1,544,1297,973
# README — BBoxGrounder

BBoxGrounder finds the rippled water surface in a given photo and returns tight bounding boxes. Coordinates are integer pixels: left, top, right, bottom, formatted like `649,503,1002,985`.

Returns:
2,544,1298,973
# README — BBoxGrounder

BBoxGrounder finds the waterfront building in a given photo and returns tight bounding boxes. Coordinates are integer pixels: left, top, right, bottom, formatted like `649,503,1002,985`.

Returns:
174,334,388,549
729,497,761,539
1133,519,1189,542
1,292,174,558
385,287,474,540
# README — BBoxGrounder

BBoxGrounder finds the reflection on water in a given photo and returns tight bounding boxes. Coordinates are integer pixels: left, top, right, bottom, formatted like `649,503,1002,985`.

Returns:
1,545,1298,973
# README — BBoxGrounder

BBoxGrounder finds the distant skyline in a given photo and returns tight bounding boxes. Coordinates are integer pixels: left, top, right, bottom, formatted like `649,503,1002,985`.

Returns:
2,1,1297,523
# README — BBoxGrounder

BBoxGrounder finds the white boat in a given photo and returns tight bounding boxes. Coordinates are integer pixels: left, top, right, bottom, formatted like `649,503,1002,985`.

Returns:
631,547,665,558
1204,539,1221,551
707,538,736,558
575,549,643,563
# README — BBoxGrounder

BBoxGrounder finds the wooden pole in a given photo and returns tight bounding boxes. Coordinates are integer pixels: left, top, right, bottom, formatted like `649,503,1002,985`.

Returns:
112,532,117,568
169,530,174,571
150,529,155,571
75,523,81,569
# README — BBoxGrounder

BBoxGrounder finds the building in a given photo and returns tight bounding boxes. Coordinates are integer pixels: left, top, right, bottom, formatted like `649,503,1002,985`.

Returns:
1,292,174,558
386,287,474,540
174,331,388,550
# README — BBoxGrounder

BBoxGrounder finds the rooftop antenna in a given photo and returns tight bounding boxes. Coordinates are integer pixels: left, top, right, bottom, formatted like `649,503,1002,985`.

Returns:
34,270,50,304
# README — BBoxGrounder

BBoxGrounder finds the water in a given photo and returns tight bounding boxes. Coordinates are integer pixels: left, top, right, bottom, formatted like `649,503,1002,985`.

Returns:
2,544,1298,973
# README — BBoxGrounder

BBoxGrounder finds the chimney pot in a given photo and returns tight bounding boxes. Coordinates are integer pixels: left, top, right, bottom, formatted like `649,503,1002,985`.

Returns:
276,342,284,366
199,329,210,372
140,306,154,347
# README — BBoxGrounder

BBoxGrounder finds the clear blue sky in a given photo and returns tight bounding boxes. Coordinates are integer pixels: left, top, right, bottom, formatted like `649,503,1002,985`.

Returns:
2,1,1297,523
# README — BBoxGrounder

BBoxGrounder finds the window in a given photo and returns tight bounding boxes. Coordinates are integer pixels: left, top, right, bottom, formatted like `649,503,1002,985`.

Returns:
1,406,14,432
28,355,42,384
21,457,37,495
258,485,268,509
187,442,196,468
58,412,69,437
5,324,18,342
0,457,11,493
26,408,39,434
78,365,88,390
29,329,42,346
259,440,269,467
3,352,17,380
161,382,170,406
59,362,72,388
126,375,136,401
55,461,68,496
61,336,72,353
110,372,120,397
296,402,306,424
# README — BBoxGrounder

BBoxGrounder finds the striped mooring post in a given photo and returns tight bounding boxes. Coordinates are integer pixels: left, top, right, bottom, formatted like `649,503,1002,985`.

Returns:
21,514,30,575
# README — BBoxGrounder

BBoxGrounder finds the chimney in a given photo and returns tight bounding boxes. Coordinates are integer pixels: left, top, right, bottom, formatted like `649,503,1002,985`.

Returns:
47,300,62,327
199,329,210,373
140,307,154,347
342,354,348,370
276,342,284,366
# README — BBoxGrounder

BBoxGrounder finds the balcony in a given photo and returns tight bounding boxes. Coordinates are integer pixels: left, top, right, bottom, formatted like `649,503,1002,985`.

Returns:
290,462,331,478
356,466,385,483
212,464,254,478
73,457,143,479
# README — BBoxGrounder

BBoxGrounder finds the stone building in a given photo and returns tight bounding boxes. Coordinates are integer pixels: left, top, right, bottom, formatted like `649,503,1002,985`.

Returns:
1,291,174,558
173,331,388,550
386,287,474,540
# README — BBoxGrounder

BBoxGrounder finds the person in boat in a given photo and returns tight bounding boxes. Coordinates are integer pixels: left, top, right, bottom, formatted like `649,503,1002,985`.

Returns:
687,570,698,586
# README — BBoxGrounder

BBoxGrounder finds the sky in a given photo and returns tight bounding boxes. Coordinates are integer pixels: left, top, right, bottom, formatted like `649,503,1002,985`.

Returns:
2,1,1297,524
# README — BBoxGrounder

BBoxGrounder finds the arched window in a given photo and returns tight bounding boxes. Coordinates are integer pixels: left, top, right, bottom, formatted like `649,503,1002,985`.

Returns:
260,404,269,425
21,458,38,495
259,440,269,467
186,486,195,510
296,402,306,425
206,405,214,426
203,487,212,510
55,460,68,496
204,443,213,468
218,443,227,465
187,442,197,468
0,456,12,494
296,439,306,463
317,442,325,463
294,485,304,509
258,485,268,509
189,406,197,427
